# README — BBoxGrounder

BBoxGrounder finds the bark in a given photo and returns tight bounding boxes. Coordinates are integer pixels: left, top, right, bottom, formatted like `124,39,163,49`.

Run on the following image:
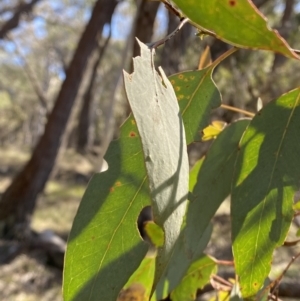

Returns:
76,26,112,153
0,0,42,39
0,0,118,239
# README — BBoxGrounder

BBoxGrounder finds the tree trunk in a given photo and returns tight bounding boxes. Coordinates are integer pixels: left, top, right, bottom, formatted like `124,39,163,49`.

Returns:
130,0,160,71
125,0,160,114
0,0,118,239
76,28,112,153
271,0,295,71
160,11,192,75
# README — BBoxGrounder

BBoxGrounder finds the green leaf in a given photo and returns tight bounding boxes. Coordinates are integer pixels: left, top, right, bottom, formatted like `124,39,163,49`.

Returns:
169,65,221,144
152,224,213,300
293,201,300,211
186,119,250,250
171,0,298,59
124,40,189,289
189,158,204,192
153,119,249,300
256,278,272,301
63,116,150,301
171,255,217,301
144,222,164,247
122,255,156,301
232,88,300,298
63,40,226,301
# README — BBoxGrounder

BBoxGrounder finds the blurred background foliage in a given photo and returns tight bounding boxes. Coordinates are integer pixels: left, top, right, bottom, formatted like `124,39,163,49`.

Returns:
0,0,300,300
0,0,299,149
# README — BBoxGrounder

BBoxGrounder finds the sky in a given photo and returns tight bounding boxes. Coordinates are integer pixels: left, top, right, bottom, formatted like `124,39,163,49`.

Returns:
0,0,300,67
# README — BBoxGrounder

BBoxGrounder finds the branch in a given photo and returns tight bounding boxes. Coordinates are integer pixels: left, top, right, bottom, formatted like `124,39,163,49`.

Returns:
220,104,255,117
148,17,189,49
0,4,19,15
198,269,300,299
160,0,183,19
0,0,42,40
281,0,294,27
211,257,234,266
270,252,300,295
9,37,49,113
283,238,300,247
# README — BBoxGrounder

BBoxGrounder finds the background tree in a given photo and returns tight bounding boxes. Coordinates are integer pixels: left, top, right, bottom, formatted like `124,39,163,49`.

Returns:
0,0,118,239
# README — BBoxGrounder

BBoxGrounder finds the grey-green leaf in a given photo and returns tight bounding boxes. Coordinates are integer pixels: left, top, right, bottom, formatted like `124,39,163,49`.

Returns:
124,40,189,289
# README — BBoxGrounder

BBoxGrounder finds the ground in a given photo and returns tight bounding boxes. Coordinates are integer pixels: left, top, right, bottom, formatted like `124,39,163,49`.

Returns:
0,147,92,301
0,147,299,301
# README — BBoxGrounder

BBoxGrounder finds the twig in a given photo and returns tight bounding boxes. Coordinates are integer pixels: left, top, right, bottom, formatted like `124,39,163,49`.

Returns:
271,252,300,294
160,0,183,19
148,17,189,49
256,251,300,300
198,270,300,299
211,275,232,291
212,274,233,287
268,293,283,301
292,48,300,55
212,258,234,266
210,47,238,68
220,104,255,117
158,1,300,58
283,238,300,247
210,275,232,292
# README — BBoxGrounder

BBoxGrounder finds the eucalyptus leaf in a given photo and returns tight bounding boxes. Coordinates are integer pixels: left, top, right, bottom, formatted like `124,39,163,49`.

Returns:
171,0,298,59
232,88,300,297
124,40,189,289
63,116,150,301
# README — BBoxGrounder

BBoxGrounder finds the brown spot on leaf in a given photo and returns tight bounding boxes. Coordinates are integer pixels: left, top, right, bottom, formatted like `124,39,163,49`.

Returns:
110,187,114,192
229,0,236,6
129,131,137,137
117,283,145,301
